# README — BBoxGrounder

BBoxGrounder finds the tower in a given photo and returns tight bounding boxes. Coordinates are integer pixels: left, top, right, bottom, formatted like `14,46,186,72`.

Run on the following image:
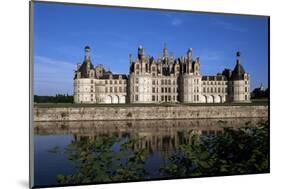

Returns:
230,51,250,102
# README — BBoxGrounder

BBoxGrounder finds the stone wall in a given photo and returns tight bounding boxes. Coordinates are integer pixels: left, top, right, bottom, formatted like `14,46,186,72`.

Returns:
34,105,268,122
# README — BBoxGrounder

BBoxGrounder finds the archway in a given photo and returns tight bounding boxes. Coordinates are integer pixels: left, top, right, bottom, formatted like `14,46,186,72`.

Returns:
105,95,112,104
112,95,119,104
211,95,215,103
119,95,126,104
219,95,223,103
203,95,208,103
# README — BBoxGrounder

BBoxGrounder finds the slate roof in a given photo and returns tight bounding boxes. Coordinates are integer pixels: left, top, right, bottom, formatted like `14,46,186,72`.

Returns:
230,61,246,80
100,74,128,80
77,60,94,78
202,75,227,81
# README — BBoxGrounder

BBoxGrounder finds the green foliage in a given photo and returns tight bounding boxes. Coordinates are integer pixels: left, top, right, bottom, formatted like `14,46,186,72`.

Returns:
55,136,148,185
52,120,269,185
161,121,269,177
34,94,73,103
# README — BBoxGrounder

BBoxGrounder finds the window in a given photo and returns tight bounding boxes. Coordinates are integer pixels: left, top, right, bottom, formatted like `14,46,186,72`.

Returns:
114,87,117,92
245,95,247,100
136,64,140,69
114,80,117,84
110,80,112,84
136,78,139,84
161,88,164,93
91,80,93,84
152,80,155,85
119,87,122,92
135,87,138,92
245,87,247,92
194,95,196,101
110,87,112,93
152,66,156,71
211,88,213,93
152,95,155,101
152,87,155,93
218,88,221,93
161,96,164,101
197,95,199,101
105,87,108,93
168,88,171,93
135,95,138,101
203,88,206,93
119,80,122,84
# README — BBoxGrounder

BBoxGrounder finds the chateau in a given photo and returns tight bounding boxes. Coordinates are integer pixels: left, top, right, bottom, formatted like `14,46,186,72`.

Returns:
74,46,250,104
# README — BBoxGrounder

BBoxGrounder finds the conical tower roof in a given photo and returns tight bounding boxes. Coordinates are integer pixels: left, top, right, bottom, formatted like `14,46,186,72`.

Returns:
231,51,246,80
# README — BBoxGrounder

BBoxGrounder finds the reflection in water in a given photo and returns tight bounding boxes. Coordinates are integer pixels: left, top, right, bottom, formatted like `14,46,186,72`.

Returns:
34,118,269,187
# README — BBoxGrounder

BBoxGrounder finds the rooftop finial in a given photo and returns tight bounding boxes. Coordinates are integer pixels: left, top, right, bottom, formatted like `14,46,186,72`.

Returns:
236,51,241,57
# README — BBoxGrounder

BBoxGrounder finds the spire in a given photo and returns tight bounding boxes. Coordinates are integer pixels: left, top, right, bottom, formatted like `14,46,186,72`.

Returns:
187,48,192,59
231,51,245,80
129,53,133,65
163,43,168,58
138,45,145,60
260,83,264,91
236,51,241,64
84,46,91,61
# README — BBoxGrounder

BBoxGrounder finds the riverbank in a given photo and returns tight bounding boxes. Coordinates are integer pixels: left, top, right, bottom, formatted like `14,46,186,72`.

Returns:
33,104,268,122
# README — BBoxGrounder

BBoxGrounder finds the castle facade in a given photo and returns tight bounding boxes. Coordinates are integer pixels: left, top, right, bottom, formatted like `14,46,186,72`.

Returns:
74,46,250,104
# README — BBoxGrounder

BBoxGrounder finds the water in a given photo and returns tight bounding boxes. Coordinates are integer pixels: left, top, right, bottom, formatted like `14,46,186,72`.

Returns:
33,118,268,187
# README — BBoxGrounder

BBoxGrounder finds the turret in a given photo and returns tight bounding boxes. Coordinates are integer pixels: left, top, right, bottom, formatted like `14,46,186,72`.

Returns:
230,51,250,102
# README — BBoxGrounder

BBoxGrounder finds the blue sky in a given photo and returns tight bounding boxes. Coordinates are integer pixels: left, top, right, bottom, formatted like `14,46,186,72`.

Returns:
34,2,269,96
